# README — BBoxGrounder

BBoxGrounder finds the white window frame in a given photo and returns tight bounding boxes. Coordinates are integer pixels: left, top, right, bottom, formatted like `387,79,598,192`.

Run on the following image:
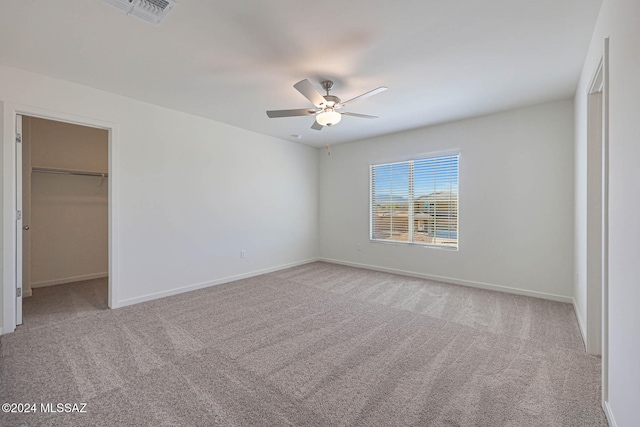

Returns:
369,153,459,249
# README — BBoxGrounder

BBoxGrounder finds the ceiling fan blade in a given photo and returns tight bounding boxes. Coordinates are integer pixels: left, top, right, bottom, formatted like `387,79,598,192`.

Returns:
341,86,388,106
266,108,316,118
341,112,379,119
294,79,326,107
311,120,324,130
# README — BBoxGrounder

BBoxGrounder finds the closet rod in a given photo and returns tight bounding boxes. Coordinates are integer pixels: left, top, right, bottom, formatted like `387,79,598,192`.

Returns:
32,167,108,178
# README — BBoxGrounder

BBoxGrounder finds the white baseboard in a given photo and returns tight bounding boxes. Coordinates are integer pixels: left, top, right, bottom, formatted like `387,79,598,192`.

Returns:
0,327,4,336
604,400,617,427
23,288,32,297
572,297,587,347
319,258,573,303
31,272,108,288
118,258,320,308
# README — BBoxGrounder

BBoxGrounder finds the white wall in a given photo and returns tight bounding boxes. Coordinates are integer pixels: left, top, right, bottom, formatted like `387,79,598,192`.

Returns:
319,100,575,301
29,116,109,288
1,65,319,331
575,0,640,424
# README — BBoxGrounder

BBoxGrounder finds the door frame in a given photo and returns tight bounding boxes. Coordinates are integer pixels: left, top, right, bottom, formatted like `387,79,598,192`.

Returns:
2,103,120,334
15,114,23,325
600,36,610,411
584,37,610,410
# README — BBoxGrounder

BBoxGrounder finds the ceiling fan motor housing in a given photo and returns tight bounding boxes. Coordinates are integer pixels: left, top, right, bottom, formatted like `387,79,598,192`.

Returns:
323,95,341,108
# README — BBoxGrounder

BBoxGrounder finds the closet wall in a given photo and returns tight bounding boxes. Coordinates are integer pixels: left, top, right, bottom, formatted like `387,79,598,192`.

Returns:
27,116,108,290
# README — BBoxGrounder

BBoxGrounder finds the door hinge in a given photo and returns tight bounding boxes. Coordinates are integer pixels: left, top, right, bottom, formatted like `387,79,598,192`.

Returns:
17,288,22,298
16,133,22,144
17,210,22,220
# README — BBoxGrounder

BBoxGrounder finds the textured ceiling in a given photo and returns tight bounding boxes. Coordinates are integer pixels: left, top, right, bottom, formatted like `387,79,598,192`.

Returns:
0,0,602,147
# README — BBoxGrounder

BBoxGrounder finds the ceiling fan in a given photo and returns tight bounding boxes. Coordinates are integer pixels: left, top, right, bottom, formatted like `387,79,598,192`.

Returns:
266,79,387,130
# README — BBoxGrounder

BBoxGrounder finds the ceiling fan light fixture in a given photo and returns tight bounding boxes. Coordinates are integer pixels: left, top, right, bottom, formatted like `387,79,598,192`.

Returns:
266,78,387,131
316,109,342,126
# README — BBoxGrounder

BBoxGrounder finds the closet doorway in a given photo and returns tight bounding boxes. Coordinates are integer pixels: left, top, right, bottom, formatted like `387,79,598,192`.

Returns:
17,115,109,326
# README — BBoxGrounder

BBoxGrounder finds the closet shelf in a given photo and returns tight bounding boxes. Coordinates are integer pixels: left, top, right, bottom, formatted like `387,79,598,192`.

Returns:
31,166,108,178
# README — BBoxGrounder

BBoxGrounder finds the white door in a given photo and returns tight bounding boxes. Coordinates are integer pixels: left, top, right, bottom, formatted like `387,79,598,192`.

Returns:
16,114,23,325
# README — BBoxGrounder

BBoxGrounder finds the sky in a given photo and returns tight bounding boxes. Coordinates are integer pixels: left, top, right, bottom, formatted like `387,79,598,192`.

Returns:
372,155,459,201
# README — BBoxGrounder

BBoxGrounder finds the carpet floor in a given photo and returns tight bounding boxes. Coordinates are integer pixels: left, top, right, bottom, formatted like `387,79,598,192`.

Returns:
1,262,607,426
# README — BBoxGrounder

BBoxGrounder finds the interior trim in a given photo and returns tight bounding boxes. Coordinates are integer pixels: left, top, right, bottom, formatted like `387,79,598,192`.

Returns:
320,258,573,303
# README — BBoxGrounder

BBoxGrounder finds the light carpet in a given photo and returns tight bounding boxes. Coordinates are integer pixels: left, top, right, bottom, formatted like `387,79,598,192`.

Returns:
0,262,607,426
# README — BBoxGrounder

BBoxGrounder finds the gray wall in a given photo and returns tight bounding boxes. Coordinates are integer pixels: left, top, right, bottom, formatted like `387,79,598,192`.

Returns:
575,0,640,424
319,100,575,301
1,64,320,332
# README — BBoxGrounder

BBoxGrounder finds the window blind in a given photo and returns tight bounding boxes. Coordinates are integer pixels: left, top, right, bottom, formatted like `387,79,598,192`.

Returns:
370,154,459,248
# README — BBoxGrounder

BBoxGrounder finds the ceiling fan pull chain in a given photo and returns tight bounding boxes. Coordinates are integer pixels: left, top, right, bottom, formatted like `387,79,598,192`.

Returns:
326,125,332,156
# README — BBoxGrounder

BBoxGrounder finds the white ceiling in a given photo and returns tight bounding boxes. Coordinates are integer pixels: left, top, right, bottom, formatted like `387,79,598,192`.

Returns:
0,0,602,148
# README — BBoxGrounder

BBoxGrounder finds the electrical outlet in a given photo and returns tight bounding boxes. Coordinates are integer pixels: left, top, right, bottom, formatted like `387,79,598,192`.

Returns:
241,250,246,259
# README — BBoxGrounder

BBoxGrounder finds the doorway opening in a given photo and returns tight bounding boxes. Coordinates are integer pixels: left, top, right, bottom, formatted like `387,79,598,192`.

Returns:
585,61,604,356
17,115,110,327
3,104,118,335
585,38,610,411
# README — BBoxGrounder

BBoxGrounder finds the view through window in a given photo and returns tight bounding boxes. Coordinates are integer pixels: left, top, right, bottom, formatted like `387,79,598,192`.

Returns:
370,154,459,248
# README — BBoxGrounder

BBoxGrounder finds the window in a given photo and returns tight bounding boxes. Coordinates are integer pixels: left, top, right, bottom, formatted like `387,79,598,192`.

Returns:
370,154,459,248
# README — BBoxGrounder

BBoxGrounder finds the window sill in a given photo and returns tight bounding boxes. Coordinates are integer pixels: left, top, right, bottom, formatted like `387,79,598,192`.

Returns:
369,239,458,251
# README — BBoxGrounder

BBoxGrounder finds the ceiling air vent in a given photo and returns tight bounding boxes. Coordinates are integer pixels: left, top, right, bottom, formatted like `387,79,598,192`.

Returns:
99,0,176,26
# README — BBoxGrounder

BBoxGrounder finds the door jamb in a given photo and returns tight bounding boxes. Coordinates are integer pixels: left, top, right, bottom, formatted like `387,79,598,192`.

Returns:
601,36,610,411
